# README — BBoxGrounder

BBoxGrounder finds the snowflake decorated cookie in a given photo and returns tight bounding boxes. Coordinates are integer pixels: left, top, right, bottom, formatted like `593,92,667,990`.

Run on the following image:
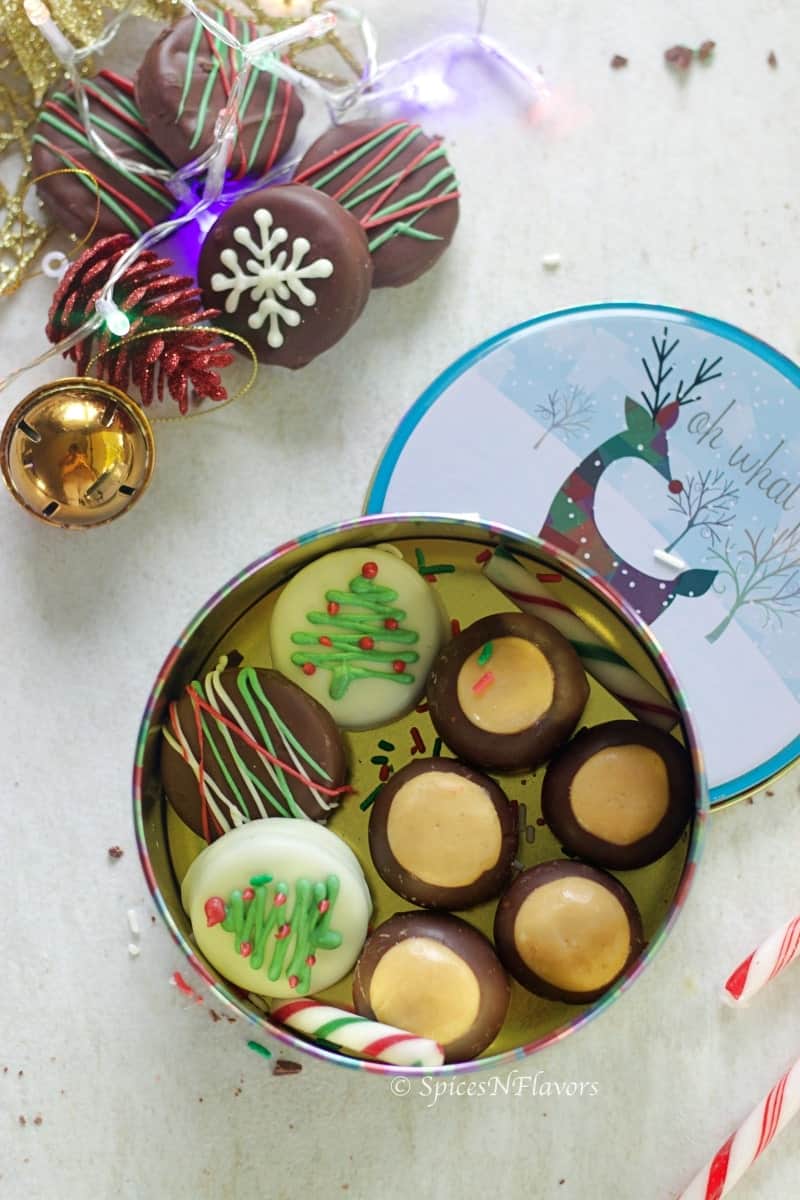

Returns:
197,184,373,366
293,118,460,287
181,818,372,997
270,548,448,730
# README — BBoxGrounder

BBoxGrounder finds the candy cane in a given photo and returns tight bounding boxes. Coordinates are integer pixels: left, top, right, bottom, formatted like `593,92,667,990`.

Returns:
484,549,679,731
271,998,444,1067
678,1055,800,1199
722,915,800,1006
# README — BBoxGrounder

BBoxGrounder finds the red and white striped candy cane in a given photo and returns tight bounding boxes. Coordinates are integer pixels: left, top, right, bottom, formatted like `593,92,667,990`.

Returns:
271,998,445,1068
678,1055,800,1199
722,915,800,1006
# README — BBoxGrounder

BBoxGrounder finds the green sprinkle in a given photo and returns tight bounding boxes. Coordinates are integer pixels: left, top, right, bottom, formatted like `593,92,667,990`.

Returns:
249,874,273,887
378,739,395,752
477,642,494,666
415,548,425,569
432,737,443,757
370,755,389,765
360,785,382,812
418,563,456,575
247,1041,273,1061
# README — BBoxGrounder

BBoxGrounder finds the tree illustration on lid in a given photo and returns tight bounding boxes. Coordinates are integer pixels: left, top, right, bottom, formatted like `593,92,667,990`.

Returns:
290,560,420,698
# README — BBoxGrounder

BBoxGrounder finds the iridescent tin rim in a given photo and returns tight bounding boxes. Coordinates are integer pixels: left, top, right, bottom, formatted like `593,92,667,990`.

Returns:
133,512,709,1077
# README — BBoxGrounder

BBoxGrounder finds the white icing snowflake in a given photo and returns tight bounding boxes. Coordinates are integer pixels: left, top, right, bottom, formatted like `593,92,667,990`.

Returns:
210,208,334,349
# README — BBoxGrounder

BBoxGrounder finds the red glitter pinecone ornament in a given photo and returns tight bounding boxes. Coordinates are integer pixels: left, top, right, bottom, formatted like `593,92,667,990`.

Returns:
46,234,235,414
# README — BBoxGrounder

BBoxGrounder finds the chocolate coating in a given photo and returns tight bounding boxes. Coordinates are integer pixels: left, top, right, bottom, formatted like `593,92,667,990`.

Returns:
197,184,373,368
31,71,176,241
353,912,510,1062
368,758,518,908
135,13,303,179
494,861,645,1004
293,119,459,287
427,613,589,772
541,720,694,869
161,661,347,839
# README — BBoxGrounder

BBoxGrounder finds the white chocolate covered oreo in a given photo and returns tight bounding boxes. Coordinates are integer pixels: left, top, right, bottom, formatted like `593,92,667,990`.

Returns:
270,548,447,730
181,819,372,997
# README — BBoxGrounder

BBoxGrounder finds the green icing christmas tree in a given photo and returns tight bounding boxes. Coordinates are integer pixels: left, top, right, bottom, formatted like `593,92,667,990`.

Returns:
290,561,420,699
204,873,342,995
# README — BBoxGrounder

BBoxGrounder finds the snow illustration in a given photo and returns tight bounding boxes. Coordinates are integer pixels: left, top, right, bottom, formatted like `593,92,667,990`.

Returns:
210,208,334,348
533,385,594,449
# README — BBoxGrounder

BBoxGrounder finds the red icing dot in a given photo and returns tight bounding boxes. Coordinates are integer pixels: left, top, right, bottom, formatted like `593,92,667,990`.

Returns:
359,636,374,650
392,660,406,673
276,923,291,940
274,892,287,907
242,887,255,902
384,618,399,630
668,479,684,494
319,636,333,647
305,955,316,966
317,899,330,914
361,561,378,579
327,601,340,615
240,941,252,958
302,662,316,676
204,896,226,927
288,975,300,989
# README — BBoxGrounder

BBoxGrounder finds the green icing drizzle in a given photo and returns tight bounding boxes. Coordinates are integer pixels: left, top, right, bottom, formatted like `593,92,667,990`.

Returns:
290,572,420,700
246,68,280,172
477,642,494,666
177,16,205,119
31,134,143,236
214,874,342,994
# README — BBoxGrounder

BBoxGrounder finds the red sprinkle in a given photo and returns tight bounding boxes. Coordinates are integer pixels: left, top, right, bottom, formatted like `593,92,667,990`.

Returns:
472,670,495,695
359,636,375,650
392,660,406,673
379,763,392,782
305,955,316,966
450,618,461,636
275,923,291,940
242,887,255,902
410,726,425,754
288,975,300,989
240,941,252,957
274,892,287,907
415,701,429,713
384,618,399,630
475,548,492,563
204,897,226,927
319,636,333,647
317,899,330,914
172,971,195,998
361,561,378,579
327,601,340,615
302,663,316,676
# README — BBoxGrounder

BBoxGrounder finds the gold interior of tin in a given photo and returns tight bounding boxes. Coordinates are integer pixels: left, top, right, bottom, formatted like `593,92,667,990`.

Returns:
139,520,695,1061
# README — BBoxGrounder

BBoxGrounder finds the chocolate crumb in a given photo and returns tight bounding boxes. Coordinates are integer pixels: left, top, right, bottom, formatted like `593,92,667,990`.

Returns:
108,846,124,860
18,1116,26,1126
3,1067,7,1074
234,1087,242,1097
225,1016,237,1024
698,40,716,61
17,1071,23,1078
665,45,693,70
746,797,754,805
610,54,628,69
559,1181,565,1187
766,790,774,797
768,50,778,68
273,1059,303,1077
208,1010,221,1023
33,1116,42,1126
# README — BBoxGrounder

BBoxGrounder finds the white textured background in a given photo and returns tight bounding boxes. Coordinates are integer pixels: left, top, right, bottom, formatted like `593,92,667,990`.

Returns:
1,1,798,1197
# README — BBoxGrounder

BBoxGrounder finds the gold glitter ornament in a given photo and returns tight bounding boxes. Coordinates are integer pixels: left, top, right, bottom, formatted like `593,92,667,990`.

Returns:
0,377,156,528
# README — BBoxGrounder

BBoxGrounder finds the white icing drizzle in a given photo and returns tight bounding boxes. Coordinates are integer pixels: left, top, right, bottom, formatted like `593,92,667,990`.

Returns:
210,208,334,348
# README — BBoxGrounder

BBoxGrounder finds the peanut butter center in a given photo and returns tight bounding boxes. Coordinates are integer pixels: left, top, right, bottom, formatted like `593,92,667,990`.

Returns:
570,745,669,845
386,771,503,887
456,636,554,734
513,877,631,993
369,937,481,1045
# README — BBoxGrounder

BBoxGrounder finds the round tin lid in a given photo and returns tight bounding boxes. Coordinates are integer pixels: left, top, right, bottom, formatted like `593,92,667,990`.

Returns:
365,303,800,807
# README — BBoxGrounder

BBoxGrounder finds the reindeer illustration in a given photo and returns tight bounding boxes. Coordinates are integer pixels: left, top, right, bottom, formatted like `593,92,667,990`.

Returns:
539,329,723,624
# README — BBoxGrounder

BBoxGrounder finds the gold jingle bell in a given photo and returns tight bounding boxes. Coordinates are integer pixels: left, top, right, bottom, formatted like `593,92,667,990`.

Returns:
0,378,155,529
